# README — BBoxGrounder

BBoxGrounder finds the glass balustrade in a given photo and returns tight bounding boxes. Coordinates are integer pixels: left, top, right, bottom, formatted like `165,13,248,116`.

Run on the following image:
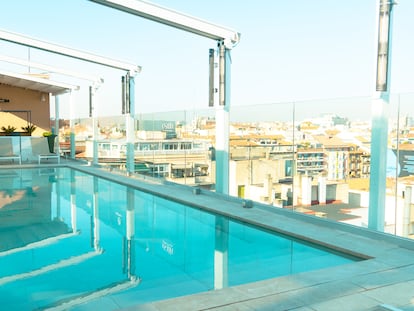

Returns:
52,92,414,239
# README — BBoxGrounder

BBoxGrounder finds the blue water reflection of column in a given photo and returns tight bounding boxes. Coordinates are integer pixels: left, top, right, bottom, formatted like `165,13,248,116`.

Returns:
214,216,229,289
55,172,61,221
369,0,396,231
91,176,101,251
70,169,77,232
124,188,136,279
49,170,60,221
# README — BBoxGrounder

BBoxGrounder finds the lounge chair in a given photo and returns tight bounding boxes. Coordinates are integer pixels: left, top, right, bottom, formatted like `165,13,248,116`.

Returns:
31,137,60,164
0,137,21,164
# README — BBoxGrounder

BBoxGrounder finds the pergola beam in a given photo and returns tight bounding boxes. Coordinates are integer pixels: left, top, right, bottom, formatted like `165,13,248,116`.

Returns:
89,0,240,48
0,29,141,74
0,54,103,85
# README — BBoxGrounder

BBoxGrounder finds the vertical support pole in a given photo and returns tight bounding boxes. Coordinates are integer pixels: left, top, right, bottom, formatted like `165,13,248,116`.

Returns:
54,95,59,135
90,86,99,166
122,75,127,114
369,0,395,231
208,48,215,107
369,97,389,231
69,90,76,159
215,42,230,194
54,95,60,156
53,95,60,163
126,72,136,175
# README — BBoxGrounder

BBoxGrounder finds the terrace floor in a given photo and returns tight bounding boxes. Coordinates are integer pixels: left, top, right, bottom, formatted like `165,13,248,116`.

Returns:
2,160,414,310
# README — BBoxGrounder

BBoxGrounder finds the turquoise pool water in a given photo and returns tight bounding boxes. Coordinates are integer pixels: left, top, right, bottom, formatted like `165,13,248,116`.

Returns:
0,168,358,310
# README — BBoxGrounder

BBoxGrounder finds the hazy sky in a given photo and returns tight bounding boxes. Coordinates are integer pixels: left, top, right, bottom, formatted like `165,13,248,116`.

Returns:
1,0,413,120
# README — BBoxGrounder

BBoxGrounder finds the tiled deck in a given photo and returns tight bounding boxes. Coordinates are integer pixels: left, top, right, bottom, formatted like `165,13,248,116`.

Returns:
69,164,414,311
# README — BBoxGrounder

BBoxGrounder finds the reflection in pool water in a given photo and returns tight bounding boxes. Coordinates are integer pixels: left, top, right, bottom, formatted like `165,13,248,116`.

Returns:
0,167,358,310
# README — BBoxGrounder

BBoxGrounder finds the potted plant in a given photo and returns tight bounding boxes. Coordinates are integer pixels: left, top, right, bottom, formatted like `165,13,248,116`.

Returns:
1,125,17,136
43,131,57,153
21,124,37,136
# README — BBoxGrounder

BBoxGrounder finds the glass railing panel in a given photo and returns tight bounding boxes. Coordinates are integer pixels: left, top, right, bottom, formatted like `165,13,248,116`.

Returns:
291,96,373,225
63,110,216,187
69,117,94,161
386,92,414,237
230,97,375,226
131,110,215,186
56,93,414,239
229,102,295,204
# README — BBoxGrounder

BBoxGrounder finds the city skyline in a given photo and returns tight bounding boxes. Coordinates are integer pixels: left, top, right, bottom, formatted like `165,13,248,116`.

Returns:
1,0,414,119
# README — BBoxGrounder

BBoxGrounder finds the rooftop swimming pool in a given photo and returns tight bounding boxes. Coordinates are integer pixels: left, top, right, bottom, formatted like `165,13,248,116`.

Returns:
0,167,360,310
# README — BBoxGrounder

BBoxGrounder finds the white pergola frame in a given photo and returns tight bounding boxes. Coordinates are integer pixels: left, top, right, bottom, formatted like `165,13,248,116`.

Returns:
1,0,240,194
0,28,141,163
0,54,104,85
0,29,141,74
89,0,240,48
90,0,240,193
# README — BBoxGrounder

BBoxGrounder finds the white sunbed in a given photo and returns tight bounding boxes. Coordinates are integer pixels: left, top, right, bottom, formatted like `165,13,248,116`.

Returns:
31,137,60,164
0,137,21,164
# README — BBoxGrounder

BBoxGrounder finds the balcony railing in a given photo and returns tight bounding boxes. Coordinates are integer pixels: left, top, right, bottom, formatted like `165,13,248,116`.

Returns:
51,92,414,239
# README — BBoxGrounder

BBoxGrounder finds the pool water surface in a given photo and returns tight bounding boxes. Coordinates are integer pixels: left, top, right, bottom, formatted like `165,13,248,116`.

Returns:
0,167,358,310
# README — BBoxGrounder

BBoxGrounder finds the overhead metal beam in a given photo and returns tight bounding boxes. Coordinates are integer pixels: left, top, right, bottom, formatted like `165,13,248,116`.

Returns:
89,0,241,48
0,69,79,95
0,54,104,84
0,29,141,74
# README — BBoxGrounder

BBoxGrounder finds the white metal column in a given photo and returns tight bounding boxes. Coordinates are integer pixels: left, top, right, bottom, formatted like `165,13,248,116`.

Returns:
215,42,231,194
90,86,99,166
125,72,136,175
54,95,61,157
69,90,76,159
368,0,396,231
